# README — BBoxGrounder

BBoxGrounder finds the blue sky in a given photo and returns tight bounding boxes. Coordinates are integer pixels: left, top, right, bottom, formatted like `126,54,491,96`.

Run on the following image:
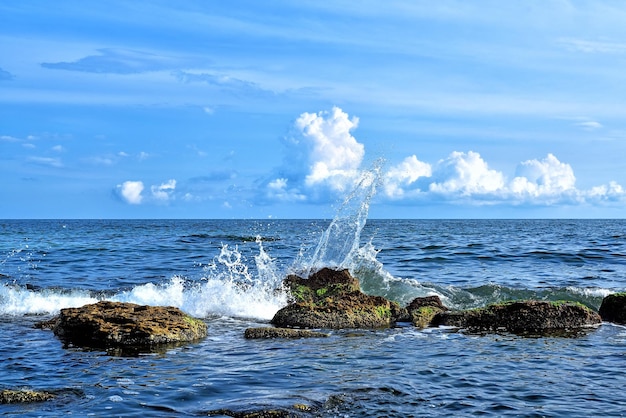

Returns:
2,1,626,219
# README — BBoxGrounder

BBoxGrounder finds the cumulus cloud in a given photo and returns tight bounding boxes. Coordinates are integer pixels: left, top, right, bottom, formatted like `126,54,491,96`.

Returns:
259,107,626,208
263,106,365,202
384,155,432,198
117,181,144,205
509,154,577,201
429,151,506,197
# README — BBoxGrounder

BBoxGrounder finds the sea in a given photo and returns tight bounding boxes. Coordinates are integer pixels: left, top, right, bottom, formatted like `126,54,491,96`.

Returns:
2,203,626,415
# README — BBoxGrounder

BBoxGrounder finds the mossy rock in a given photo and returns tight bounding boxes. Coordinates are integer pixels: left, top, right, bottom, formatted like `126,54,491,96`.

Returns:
274,268,402,329
432,300,601,336
0,389,55,404
244,327,329,339
406,295,448,328
206,407,305,417
283,268,361,304
51,301,208,351
272,293,400,329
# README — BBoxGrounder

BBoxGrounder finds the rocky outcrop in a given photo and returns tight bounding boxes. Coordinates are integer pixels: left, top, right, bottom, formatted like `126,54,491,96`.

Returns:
273,268,601,336
0,389,55,404
432,300,601,335
244,327,328,339
272,268,403,329
50,301,207,350
406,295,448,328
599,293,626,324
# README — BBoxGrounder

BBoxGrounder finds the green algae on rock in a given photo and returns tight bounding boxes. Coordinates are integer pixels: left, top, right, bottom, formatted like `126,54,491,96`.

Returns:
273,268,403,329
50,301,208,351
432,300,601,335
244,327,329,339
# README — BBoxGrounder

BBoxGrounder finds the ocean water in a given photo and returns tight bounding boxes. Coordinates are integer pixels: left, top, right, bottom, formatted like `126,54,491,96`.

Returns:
1,216,626,416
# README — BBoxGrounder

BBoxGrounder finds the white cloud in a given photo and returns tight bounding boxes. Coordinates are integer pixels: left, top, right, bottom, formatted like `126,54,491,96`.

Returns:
296,106,364,188
117,179,178,205
585,181,624,202
383,155,432,198
379,151,624,206
151,179,176,201
265,177,306,202
510,154,577,201
117,181,144,204
429,151,506,196
259,108,626,209
264,106,365,202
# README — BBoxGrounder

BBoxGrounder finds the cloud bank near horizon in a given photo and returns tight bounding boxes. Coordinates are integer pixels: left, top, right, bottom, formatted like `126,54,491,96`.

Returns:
116,107,626,210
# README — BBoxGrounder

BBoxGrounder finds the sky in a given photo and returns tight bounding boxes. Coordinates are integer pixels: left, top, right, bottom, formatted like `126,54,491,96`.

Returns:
2,1,626,219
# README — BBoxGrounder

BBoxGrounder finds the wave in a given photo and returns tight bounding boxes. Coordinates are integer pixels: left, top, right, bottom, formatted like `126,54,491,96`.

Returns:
0,239,288,321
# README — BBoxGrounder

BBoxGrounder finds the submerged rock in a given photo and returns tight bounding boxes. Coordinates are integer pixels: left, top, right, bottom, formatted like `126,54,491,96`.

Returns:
244,327,328,339
51,301,207,350
0,389,55,404
599,293,626,324
206,407,305,417
272,268,402,329
432,300,601,335
406,295,449,328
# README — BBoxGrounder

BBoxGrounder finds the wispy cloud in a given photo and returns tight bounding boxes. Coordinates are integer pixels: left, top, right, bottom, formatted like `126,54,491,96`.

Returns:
559,38,626,54
0,67,14,80
27,156,63,168
41,48,183,74
575,120,603,131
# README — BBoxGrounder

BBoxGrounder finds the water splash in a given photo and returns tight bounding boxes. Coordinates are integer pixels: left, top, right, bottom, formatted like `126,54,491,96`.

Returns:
114,237,288,320
300,161,382,273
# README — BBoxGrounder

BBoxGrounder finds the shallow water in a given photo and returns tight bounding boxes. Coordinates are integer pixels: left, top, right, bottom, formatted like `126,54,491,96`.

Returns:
1,219,626,416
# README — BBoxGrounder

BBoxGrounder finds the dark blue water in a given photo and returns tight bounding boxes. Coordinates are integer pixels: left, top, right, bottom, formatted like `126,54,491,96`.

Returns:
1,219,626,416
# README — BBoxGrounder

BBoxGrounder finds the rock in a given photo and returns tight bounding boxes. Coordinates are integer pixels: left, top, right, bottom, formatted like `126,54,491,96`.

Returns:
432,300,601,335
599,293,626,324
406,295,448,328
52,301,207,350
0,389,55,404
283,267,361,303
244,327,329,339
272,268,402,329
206,408,301,417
